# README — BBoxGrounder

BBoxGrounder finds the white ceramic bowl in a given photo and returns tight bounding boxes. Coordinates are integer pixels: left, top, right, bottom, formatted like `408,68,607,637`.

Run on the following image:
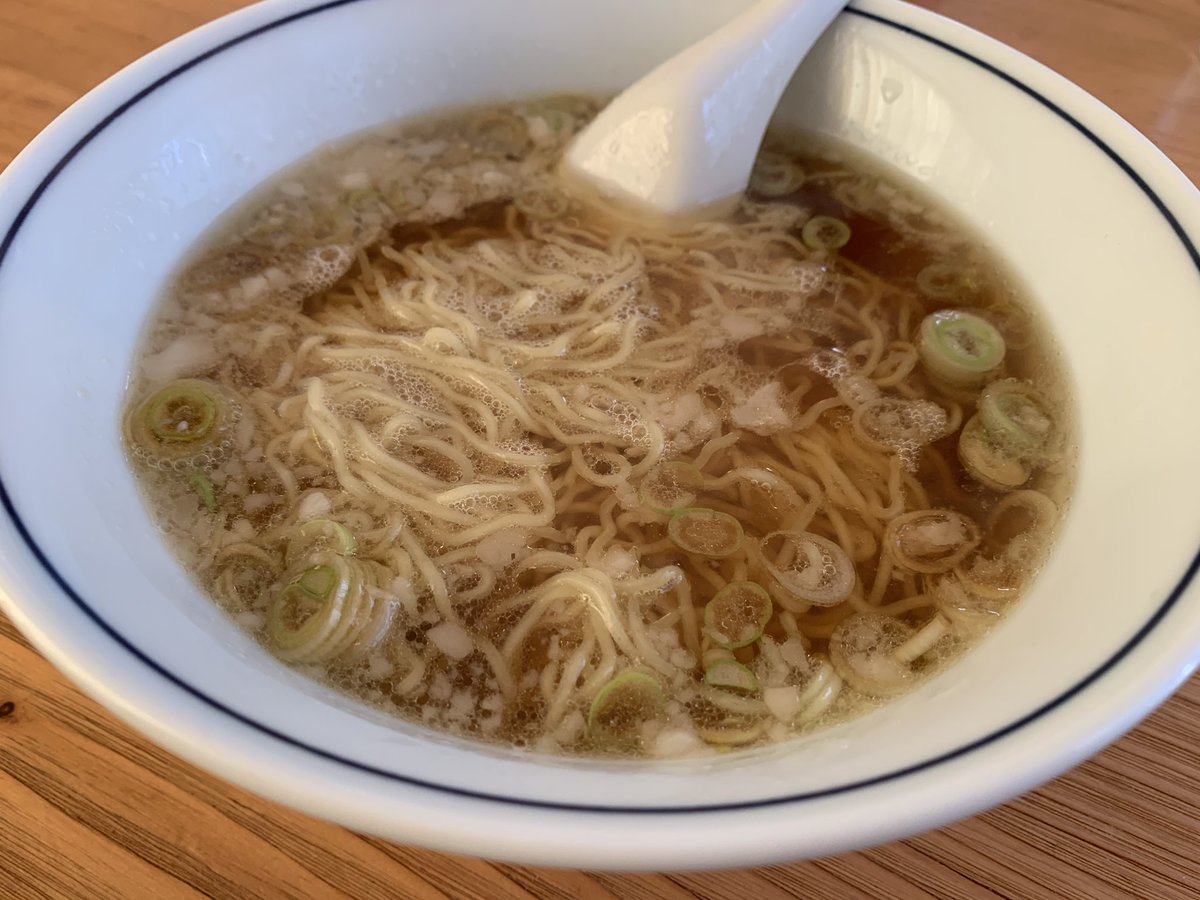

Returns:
2,0,1199,871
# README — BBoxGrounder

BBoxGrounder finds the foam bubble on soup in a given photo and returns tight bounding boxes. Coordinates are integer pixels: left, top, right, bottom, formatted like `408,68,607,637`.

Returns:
123,96,1074,758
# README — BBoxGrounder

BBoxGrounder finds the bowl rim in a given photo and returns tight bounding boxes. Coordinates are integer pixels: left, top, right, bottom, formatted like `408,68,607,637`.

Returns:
2,0,1200,866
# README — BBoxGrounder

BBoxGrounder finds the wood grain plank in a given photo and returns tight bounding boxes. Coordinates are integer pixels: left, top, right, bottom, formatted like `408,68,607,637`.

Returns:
994,781,1200,900
0,65,77,170
811,852,946,899
906,829,1058,900
928,814,1122,900
1,724,335,899
357,839,539,900
855,842,1004,900
927,0,1200,174
586,871,700,900
757,860,901,900
0,619,450,900
0,770,205,900
495,864,625,900
667,869,815,900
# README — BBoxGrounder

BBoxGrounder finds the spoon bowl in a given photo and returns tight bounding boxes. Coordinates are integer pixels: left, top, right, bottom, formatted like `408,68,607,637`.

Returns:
563,0,847,216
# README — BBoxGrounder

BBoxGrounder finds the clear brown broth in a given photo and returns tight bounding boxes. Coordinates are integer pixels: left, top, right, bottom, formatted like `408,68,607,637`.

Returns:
124,97,1074,758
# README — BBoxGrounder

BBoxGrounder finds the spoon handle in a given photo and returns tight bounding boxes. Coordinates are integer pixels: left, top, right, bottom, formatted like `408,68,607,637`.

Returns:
564,0,846,216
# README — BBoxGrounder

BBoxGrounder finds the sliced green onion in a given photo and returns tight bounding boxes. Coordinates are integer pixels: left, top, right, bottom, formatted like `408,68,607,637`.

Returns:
933,574,1006,631
295,564,337,596
286,517,358,565
955,550,1026,601
514,187,570,221
885,509,981,574
958,414,1030,491
587,671,665,748
852,397,948,452
704,659,760,693
467,111,529,157
127,378,235,465
213,551,278,611
760,531,854,606
986,489,1058,538
918,310,1006,387
696,718,765,746
141,379,224,444
639,461,704,514
749,151,804,197
801,215,851,252
916,262,975,299
266,553,384,663
668,508,744,558
187,471,217,512
828,613,915,697
699,685,764,715
704,581,773,649
978,378,1055,459
267,561,348,660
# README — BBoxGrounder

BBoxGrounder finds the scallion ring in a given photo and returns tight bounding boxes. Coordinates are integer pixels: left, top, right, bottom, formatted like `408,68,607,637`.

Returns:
885,509,982,574
978,378,1055,459
958,414,1031,491
829,613,920,697
285,518,358,566
267,560,351,662
916,262,974,299
801,215,851,252
127,378,236,466
704,581,773,649
749,151,804,197
639,461,704,514
515,187,570,221
917,309,1005,387
587,671,666,748
266,553,382,663
760,531,855,606
704,659,760,693
852,397,949,453
668,508,744,558
141,380,224,443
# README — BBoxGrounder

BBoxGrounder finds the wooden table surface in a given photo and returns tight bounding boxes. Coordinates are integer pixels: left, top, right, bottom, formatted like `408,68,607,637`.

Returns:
3,0,1199,897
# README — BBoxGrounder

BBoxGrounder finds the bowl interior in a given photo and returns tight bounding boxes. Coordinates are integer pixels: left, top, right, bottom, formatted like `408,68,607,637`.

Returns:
2,0,1200,821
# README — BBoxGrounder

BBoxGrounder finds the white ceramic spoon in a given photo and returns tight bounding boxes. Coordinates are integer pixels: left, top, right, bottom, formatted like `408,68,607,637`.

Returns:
563,0,847,218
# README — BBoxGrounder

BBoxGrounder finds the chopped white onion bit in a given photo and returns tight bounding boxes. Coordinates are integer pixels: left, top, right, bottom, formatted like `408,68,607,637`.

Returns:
140,335,219,384
649,727,706,758
475,527,530,569
598,546,639,579
427,622,475,660
297,491,332,521
730,382,792,436
779,637,809,669
763,685,805,723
